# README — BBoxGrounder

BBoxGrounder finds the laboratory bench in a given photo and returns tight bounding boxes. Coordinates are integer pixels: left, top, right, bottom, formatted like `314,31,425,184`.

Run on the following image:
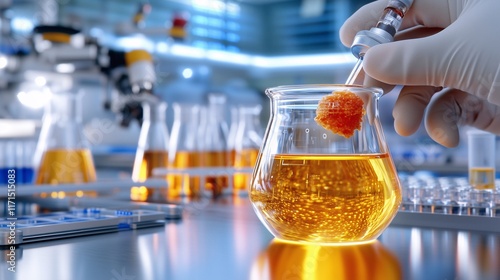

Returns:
0,194,499,280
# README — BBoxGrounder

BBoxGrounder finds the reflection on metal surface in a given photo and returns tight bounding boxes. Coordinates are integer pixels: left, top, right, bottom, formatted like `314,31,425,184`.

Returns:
251,239,401,280
380,226,500,280
409,228,422,279
457,232,474,279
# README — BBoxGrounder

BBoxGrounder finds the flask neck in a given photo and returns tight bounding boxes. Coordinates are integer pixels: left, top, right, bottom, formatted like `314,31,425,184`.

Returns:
143,101,167,123
138,101,169,151
207,93,227,123
173,103,199,123
47,92,82,123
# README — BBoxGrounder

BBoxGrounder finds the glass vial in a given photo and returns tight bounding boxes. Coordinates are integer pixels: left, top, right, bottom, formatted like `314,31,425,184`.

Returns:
34,91,97,197
168,103,202,199
131,101,169,201
468,130,496,190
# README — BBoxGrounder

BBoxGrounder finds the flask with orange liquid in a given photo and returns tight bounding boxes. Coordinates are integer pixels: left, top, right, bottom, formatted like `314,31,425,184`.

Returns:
131,101,170,202
233,104,263,194
168,103,202,199
34,91,97,198
201,93,230,198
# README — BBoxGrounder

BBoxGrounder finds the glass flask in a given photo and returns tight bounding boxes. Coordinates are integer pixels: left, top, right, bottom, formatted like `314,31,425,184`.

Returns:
34,91,97,197
131,101,169,202
250,84,402,244
201,93,230,198
233,104,263,194
227,106,239,168
168,103,202,199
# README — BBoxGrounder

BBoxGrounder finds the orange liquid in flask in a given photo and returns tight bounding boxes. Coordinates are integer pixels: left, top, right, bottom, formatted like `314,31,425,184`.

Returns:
168,150,202,198
131,150,169,201
233,148,259,192
36,149,97,197
202,150,229,198
250,153,401,243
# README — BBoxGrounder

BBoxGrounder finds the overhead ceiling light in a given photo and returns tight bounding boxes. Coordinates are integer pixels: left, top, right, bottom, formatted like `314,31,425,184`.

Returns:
0,56,7,69
55,63,75,73
182,68,193,79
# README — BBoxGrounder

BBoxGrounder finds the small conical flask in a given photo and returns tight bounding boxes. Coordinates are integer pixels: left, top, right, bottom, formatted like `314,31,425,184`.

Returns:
131,101,169,202
34,91,97,197
233,104,263,193
168,103,202,199
227,106,239,167
201,93,230,198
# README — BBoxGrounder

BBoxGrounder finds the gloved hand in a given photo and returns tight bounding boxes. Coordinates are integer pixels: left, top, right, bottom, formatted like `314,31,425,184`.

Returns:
340,0,500,147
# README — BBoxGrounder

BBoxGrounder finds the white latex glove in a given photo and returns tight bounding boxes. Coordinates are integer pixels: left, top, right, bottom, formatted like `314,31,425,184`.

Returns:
339,0,500,147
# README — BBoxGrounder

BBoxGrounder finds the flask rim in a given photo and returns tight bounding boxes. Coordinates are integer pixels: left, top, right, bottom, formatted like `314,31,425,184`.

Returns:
265,84,383,99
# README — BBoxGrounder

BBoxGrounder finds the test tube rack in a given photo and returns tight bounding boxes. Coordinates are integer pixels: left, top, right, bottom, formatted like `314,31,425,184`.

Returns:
392,176,500,233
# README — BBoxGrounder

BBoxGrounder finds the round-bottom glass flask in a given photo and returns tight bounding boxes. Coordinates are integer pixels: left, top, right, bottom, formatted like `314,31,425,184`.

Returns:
250,85,401,244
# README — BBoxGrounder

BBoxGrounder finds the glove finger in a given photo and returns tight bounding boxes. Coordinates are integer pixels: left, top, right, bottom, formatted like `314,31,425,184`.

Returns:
425,89,500,148
393,85,442,136
364,2,500,100
359,27,442,92
399,0,459,31
394,26,443,41
363,29,455,89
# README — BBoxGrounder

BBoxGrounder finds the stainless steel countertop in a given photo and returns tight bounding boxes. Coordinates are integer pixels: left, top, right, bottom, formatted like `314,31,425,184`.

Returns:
1,197,499,280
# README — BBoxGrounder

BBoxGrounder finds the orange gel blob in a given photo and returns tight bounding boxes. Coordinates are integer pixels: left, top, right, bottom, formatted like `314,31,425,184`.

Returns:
315,90,365,138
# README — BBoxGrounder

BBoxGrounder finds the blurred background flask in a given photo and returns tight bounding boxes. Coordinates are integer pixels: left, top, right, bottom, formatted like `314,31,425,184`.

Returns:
131,101,169,202
233,104,263,194
201,93,229,198
168,103,202,199
34,91,97,197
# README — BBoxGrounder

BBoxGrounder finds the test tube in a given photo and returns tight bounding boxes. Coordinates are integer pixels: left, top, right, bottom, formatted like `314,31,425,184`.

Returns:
467,130,496,190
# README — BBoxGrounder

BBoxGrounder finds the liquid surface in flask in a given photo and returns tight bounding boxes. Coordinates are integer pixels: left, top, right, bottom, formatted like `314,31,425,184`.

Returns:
250,153,401,243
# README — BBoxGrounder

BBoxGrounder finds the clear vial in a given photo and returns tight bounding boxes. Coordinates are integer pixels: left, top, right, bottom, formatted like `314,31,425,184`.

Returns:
467,130,496,190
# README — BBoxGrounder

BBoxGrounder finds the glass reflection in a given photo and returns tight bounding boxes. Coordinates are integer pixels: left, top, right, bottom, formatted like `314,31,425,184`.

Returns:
251,239,401,280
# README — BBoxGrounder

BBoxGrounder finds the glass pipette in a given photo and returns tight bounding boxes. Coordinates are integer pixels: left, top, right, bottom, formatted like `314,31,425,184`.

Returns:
345,0,414,85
